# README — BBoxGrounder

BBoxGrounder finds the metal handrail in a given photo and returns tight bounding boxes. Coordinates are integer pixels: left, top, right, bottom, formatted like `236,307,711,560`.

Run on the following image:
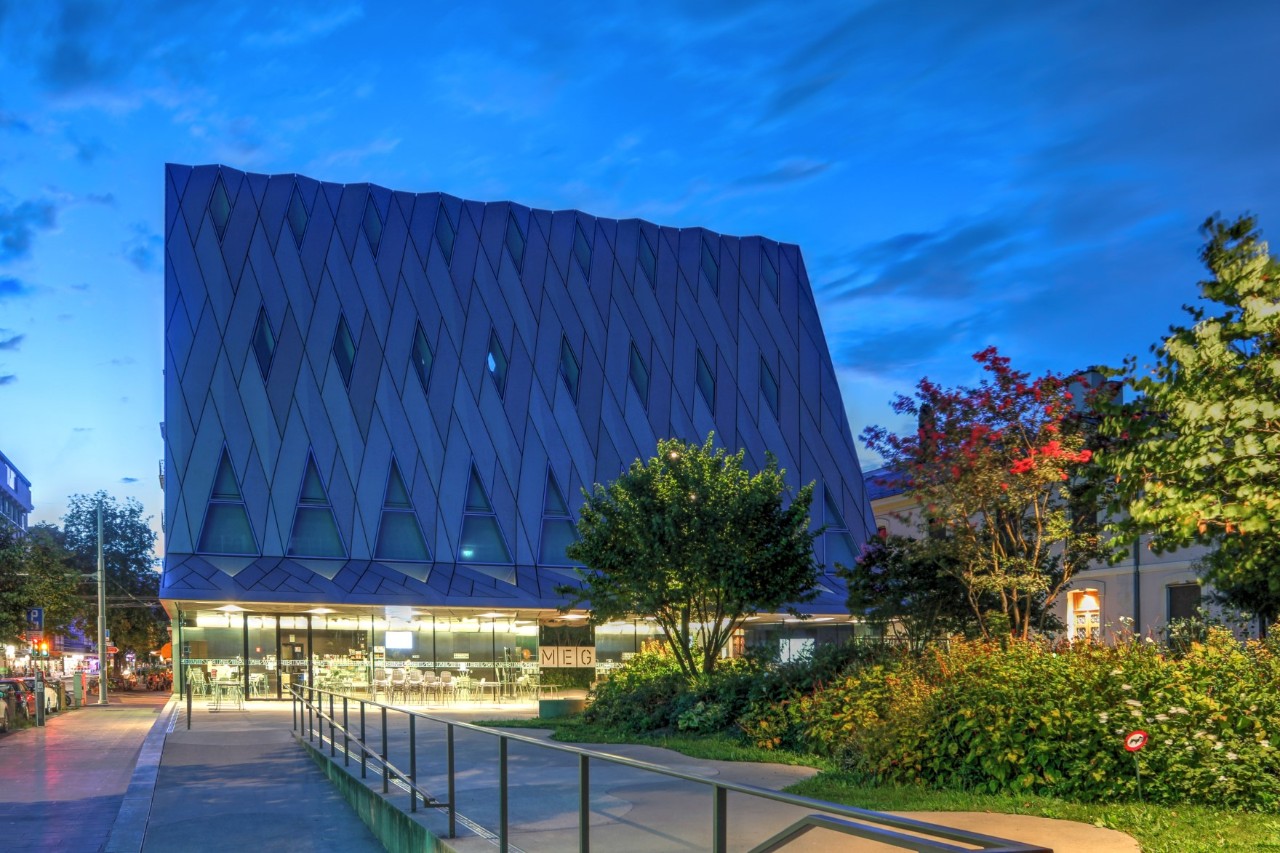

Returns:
291,686,1051,853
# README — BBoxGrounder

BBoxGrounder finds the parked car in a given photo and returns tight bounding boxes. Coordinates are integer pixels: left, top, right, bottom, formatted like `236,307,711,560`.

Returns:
0,694,9,732
0,680,34,722
22,677,59,713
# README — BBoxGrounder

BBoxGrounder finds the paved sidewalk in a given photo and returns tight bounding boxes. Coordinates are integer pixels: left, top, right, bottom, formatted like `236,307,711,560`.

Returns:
139,700,382,852
0,691,169,853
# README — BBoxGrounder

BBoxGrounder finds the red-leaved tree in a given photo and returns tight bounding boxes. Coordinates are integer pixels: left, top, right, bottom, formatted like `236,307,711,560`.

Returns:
861,348,1105,639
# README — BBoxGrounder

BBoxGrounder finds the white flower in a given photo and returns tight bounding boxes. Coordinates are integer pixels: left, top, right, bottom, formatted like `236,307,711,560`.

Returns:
1121,684,1133,691
1131,709,1143,718
1169,706,1189,715
1218,775,1228,782
1261,740,1272,749
1155,714,1169,721
1227,752,1238,761
1214,742,1224,751
1124,699,1143,708
1164,739,1173,746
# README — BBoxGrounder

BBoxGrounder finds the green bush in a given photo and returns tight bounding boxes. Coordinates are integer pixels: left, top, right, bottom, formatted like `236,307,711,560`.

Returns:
744,630,1280,810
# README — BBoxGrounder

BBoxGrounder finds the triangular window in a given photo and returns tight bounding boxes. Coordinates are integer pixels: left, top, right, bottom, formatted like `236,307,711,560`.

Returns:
286,185,308,248
458,465,512,563
559,336,580,403
374,459,430,562
411,322,434,393
539,468,582,566
629,341,649,409
760,356,779,418
197,449,257,555
696,348,715,409
362,193,383,255
209,174,231,242
287,454,346,558
700,238,719,295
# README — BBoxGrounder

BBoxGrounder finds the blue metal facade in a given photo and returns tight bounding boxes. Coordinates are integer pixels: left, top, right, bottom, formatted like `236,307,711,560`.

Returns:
161,164,872,612
0,449,32,534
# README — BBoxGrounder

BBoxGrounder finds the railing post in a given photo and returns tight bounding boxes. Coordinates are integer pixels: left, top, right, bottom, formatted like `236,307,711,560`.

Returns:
410,714,418,812
447,723,456,839
291,687,296,731
329,691,336,758
186,681,192,730
381,705,389,794
360,701,367,779
308,688,314,742
579,753,590,853
343,696,350,767
499,736,509,853
713,784,727,853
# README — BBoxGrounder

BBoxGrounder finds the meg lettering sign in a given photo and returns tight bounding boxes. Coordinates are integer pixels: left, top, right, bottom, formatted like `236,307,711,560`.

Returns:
539,646,596,668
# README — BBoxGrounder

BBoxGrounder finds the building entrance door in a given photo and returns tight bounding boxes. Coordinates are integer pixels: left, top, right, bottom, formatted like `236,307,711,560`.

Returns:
279,615,311,697
246,614,278,699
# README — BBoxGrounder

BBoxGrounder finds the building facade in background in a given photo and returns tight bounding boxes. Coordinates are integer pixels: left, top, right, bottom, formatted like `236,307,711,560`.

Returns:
0,450,32,535
162,165,873,698
864,467,1209,640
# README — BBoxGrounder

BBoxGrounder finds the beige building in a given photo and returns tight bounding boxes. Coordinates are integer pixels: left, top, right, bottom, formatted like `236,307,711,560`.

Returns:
863,468,1212,642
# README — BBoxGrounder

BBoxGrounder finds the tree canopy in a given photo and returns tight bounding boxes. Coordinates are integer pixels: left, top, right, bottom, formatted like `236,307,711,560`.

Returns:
1098,216,1280,624
861,348,1105,639
562,434,819,678
0,524,86,645
62,492,167,658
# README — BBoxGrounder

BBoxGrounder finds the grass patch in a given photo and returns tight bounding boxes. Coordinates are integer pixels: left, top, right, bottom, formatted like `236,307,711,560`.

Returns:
479,718,1280,851
789,772,1280,853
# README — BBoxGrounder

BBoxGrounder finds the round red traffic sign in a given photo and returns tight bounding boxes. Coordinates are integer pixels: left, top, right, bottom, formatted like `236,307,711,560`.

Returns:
1124,730,1148,752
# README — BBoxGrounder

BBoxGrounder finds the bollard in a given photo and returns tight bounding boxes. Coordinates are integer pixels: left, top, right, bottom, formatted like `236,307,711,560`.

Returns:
186,681,193,730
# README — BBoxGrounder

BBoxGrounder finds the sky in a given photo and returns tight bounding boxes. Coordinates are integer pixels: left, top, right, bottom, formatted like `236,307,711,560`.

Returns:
1,0,1277,552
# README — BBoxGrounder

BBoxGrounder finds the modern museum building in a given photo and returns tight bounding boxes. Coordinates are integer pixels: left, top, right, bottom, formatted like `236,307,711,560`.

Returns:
161,164,873,699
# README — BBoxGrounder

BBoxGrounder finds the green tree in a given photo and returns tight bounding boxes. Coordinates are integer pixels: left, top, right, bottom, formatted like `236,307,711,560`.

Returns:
1099,216,1280,626
840,534,983,648
861,349,1105,640
562,434,819,679
0,524,87,645
62,492,167,661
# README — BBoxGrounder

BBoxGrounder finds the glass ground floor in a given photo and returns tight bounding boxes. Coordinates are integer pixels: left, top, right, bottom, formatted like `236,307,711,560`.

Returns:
168,601,865,701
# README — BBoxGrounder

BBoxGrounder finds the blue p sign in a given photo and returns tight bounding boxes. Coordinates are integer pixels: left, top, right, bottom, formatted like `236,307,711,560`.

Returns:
26,608,43,631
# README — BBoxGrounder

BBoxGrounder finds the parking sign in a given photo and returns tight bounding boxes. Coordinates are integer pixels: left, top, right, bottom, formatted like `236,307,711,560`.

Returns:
26,608,43,632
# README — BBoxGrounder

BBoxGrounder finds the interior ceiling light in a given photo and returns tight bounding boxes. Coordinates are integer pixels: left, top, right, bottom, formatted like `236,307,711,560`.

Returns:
558,613,587,620
477,611,510,618
305,607,335,614
215,604,246,612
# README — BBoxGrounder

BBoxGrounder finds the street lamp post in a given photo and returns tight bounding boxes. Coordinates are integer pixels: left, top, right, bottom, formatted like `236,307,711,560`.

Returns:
97,503,108,706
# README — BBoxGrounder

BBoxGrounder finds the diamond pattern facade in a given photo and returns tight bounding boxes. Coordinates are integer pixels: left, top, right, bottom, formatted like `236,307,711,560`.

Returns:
162,164,873,612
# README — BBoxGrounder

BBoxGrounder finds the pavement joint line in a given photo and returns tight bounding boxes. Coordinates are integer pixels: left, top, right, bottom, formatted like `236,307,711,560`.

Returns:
103,695,179,853
301,725,523,852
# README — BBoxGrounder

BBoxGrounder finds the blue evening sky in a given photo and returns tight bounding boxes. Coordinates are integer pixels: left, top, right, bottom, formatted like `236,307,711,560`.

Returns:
1,1,1276,551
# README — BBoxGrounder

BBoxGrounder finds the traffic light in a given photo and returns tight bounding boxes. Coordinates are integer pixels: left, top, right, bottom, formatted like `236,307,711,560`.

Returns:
38,641,49,658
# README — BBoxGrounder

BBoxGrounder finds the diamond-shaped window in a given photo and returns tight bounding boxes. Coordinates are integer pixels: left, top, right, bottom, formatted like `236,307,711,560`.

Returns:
638,233,656,287
252,307,276,379
333,315,356,388
760,356,779,418
435,203,455,264
362,193,383,255
629,342,649,409
505,213,525,271
696,347,715,409
572,222,592,275
487,330,508,397
286,185,308,248
209,175,231,242
700,238,719,294
762,250,779,303
411,322,434,393
559,336,580,403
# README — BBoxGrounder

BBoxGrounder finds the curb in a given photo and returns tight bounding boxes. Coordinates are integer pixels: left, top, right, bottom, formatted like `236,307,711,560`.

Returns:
103,695,179,853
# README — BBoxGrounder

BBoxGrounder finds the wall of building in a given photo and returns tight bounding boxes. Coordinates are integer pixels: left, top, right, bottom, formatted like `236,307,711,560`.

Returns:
0,449,32,534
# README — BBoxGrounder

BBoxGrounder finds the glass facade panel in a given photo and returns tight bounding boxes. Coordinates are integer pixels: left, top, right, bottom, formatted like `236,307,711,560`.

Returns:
247,614,278,698
180,611,244,694
761,251,779,303
539,518,580,566
638,233,656,286
376,511,430,561
197,503,256,555
826,531,857,569
559,336,580,402
700,239,719,293
760,356,779,417
487,330,508,395
505,214,525,270
411,323,434,393
209,176,231,241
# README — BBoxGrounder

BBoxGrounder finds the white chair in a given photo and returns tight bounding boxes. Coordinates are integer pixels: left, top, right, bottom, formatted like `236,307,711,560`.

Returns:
372,668,390,700
405,669,424,704
389,668,407,704
438,671,455,704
